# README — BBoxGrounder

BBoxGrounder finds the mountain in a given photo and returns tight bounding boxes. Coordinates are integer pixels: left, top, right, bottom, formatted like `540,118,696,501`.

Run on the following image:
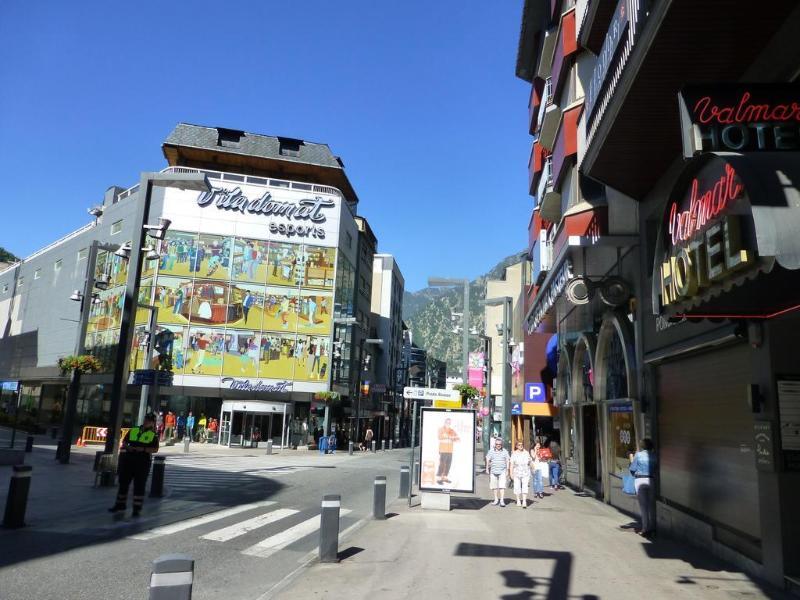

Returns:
403,250,525,376
0,247,19,265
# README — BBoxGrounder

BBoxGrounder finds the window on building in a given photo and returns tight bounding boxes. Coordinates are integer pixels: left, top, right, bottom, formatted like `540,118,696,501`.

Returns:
346,232,353,249
216,128,244,148
34,268,41,280
77,248,88,261
54,259,62,272
18,277,24,288
278,137,301,157
2,283,8,293
110,220,123,235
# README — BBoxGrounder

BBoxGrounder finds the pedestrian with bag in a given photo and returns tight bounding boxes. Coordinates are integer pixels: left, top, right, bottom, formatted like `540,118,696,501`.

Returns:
530,441,545,499
629,438,656,538
109,413,159,517
510,441,532,508
546,438,563,490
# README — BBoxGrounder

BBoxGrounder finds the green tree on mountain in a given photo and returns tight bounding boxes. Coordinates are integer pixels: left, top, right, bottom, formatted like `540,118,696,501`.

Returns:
0,247,19,263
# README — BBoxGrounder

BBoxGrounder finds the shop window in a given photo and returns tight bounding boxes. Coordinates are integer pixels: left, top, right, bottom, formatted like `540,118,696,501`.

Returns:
110,220,123,235
605,329,628,399
610,406,635,475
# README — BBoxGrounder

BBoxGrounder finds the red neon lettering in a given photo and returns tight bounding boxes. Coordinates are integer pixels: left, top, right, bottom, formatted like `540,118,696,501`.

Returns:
668,164,743,245
693,92,800,125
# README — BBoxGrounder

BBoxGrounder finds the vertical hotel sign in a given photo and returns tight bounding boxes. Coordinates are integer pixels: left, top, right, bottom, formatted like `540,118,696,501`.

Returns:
585,0,647,136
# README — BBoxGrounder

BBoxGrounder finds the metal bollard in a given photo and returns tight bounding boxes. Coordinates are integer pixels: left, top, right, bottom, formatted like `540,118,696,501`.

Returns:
149,554,193,600
319,494,341,563
99,454,116,487
399,465,410,498
150,455,166,498
371,440,376,453
3,465,32,528
381,439,386,452
51,427,58,440
93,450,105,472
25,436,34,453
348,441,354,455
266,440,273,455
183,437,190,454
389,439,393,450
413,461,420,486
373,476,386,520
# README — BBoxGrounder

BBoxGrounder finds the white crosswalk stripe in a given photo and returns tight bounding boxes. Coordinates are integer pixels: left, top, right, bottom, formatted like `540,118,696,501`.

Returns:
200,508,299,542
165,455,312,477
241,509,352,559
129,500,277,540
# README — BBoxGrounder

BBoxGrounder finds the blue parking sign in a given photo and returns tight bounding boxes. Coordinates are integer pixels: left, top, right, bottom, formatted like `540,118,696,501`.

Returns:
524,383,545,403
511,402,522,415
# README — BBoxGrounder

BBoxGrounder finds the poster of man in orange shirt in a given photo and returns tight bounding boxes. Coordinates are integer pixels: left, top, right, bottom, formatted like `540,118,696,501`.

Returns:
419,408,476,493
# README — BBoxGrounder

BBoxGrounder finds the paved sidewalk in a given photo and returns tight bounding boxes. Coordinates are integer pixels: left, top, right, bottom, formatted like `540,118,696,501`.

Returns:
273,475,788,600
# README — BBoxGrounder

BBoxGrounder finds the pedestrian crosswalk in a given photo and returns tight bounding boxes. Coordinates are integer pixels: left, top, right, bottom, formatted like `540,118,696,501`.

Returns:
165,455,313,477
130,501,354,561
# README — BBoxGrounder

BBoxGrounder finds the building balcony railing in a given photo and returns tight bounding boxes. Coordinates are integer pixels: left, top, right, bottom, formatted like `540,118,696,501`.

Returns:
113,166,344,204
536,156,554,206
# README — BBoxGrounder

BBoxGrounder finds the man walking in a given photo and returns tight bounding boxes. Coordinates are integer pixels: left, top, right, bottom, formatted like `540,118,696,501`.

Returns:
485,438,511,506
109,413,159,517
436,417,460,485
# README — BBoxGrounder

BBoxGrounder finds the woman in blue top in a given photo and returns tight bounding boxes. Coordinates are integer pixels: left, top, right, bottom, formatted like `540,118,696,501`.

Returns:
629,438,655,538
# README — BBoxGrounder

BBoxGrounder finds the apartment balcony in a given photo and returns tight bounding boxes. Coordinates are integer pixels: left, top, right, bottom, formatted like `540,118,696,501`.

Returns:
532,229,554,284
538,156,562,223
528,141,547,196
538,79,561,151
528,78,545,135
536,28,558,80
551,103,582,188
550,8,578,100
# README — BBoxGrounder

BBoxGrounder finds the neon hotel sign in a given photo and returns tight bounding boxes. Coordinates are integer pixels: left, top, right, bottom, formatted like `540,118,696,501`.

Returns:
659,162,753,308
680,86,800,155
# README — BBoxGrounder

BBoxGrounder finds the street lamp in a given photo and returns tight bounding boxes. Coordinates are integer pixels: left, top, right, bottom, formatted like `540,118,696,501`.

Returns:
354,337,383,445
428,277,470,383
484,295,512,448
104,171,210,457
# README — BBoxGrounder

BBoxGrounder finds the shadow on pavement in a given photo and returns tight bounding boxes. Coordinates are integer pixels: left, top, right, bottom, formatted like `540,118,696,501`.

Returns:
337,546,364,561
0,462,285,569
455,543,572,600
451,497,493,510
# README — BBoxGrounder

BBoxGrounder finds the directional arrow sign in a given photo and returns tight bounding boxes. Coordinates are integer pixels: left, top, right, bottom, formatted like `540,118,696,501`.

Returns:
403,387,461,402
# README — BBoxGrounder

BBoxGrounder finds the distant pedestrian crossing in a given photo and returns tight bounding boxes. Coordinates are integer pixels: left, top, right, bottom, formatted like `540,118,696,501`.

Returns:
130,501,354,560
159,456,314,501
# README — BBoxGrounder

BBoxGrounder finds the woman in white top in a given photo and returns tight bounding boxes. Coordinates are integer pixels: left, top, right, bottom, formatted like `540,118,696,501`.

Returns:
510,441,533,508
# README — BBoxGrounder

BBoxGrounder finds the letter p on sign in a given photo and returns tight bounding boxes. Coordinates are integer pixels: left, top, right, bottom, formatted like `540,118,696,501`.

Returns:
525,383,545,403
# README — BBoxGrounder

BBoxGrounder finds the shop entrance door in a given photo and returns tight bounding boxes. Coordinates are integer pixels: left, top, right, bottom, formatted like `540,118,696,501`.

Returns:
582,405,601,494
219,411,232,446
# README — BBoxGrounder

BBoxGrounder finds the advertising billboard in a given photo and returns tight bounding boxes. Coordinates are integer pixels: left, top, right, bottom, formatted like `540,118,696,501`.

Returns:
419,408,476,493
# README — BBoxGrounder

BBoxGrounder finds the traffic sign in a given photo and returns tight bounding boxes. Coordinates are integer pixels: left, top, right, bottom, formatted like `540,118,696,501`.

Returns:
524,382,546,402
511,402,522,415
403,387,461,402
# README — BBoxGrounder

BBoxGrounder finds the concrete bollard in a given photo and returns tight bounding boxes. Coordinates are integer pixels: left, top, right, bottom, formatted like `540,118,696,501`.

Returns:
371,440,376,453
183,437,190,454
348,441,354,455
399,465,410,498
150,455,166,498
3,465,32,528
266,440,273,455
25,436,34,453
381,439,386,452
149,554,194,600
319,494,341,563
373,476,386,520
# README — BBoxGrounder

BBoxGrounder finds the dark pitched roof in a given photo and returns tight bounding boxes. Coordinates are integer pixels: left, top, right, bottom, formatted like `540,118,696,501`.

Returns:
164,123,343,169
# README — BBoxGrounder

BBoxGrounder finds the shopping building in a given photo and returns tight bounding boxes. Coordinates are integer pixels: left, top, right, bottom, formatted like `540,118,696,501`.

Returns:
0,123,376,449
518,0,800,588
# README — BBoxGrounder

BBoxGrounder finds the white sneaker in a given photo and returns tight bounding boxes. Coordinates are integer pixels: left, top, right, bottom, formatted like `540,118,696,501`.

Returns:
491,499,499,505
499,500,506,507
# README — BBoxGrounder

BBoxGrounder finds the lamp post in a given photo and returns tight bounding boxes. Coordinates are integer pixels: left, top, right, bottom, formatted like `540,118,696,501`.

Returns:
353,337,383,445
58,240,121,464
485,296,512,447
427,277,470,383
104,172,210,457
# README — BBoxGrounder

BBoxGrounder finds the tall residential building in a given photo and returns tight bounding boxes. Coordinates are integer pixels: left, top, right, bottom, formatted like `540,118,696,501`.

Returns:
518,0,800,585
0,123,367,449
371,253,405,440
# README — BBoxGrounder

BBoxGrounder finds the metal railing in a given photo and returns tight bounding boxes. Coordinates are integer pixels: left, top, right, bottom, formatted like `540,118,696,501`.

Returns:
16,221,97,266
113,166,344,204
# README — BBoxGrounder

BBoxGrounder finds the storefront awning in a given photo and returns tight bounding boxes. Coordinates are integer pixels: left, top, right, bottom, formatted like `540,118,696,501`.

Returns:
522,402,558,417
653,152,800,319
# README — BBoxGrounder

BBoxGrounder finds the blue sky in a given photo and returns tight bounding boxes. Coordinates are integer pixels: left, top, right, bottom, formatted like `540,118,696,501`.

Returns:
0,1,531,292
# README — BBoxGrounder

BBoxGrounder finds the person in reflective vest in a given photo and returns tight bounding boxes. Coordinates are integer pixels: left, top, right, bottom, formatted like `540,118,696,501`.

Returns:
109,413,160,517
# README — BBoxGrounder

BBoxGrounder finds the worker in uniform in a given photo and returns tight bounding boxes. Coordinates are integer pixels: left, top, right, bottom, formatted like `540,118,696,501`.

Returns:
109,413,160,517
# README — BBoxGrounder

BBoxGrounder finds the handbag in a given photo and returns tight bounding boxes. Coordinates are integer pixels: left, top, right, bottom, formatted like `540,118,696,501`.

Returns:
622,473,636,495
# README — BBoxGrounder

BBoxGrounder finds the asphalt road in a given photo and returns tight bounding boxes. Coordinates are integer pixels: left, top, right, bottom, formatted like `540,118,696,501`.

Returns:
0,449,408,600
